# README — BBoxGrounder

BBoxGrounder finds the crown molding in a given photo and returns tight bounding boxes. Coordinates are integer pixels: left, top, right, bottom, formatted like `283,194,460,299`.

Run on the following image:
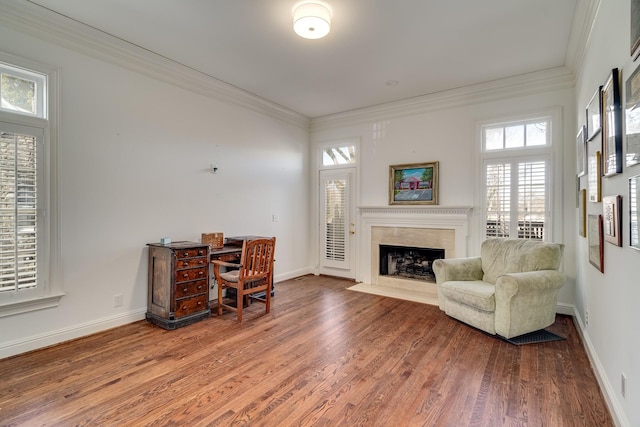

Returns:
565,0,601,79
310,66,575,131
0,0,310,129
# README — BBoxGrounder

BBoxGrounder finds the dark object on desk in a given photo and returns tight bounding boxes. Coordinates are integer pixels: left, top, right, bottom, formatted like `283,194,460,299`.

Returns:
146,241,210,330
213,237,276,322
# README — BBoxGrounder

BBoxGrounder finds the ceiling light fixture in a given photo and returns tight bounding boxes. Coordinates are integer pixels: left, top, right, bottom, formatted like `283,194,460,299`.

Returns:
293,1,332,40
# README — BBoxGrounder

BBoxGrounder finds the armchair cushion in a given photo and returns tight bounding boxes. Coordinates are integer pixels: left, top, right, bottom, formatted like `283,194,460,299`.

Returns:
481,238,563,284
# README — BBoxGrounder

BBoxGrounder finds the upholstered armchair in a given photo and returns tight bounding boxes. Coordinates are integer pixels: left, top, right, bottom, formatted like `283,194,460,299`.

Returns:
432,238,565,339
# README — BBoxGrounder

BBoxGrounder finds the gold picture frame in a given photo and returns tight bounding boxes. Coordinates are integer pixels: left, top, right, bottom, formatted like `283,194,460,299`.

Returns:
579,189,587,237
588,214,604,273
588,134,602,203
389,161,439,205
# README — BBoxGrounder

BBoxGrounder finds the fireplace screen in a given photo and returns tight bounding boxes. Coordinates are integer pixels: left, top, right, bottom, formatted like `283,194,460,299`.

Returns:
379,244,445,282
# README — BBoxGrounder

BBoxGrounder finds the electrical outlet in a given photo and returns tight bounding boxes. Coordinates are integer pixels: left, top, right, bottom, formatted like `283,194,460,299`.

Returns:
621,373,627,398
585,310,589,326
114,294,123,308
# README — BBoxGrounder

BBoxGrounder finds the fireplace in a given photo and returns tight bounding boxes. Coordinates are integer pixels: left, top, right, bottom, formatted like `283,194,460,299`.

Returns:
354,206,471,305
379,244,445,283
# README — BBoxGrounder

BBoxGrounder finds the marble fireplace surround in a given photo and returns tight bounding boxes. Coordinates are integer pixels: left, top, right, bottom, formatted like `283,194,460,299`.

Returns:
353,206,472,305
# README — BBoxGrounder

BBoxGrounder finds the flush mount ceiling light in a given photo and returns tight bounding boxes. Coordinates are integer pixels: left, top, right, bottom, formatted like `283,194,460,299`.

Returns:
293,1,332,39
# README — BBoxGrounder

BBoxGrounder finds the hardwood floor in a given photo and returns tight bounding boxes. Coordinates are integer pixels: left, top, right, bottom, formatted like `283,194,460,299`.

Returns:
0,275,613,426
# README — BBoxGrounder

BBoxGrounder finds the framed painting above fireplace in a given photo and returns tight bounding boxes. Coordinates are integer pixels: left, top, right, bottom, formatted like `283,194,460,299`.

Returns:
389,161,439,205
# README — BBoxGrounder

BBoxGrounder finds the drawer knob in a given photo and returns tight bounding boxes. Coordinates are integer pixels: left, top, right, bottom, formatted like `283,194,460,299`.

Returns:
198,260,204,265
183,273,189,278
183,288,188,293
197,285,202,290
183,262,188,267
183,252,189,257
197,301,202,306
181,305,186,311
198,271,204,276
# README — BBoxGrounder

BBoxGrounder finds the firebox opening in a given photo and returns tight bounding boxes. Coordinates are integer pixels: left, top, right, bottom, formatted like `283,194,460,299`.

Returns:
379,244,445,283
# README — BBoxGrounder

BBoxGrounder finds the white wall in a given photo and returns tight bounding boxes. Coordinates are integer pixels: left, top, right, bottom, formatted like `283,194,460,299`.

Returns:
574,1,639,426
310,74,577,308
0,22,311,357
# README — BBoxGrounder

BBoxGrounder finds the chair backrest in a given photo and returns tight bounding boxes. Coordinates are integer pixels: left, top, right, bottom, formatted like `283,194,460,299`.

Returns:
238,237,276,282
481,238,564,284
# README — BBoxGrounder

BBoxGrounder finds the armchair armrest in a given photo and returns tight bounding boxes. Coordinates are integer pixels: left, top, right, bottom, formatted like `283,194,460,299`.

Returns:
432,257,483,284
494,270,566,338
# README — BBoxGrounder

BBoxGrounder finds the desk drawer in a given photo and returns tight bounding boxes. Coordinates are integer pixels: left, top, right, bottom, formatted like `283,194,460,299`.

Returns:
176,257,208,270
175,279,207,299
212,253,240,263
175,294,208,318
175,267,207,283
176,247,208,259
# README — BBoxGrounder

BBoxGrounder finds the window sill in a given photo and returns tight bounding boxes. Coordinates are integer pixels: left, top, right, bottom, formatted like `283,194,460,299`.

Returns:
0,293,65,318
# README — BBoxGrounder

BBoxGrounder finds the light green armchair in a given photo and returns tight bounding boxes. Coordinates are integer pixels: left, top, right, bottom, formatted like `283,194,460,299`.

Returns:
432,238,565,339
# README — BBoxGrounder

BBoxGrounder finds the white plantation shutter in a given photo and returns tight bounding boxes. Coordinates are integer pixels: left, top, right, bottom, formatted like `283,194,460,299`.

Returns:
319,169,351,269
0,129,39,292
485,163,511,237
484,158,548,240
518,161,546,239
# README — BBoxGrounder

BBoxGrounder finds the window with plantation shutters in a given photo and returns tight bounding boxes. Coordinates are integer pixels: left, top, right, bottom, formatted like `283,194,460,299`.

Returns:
0,129,39,293
0,57,61,316
482,117,551,241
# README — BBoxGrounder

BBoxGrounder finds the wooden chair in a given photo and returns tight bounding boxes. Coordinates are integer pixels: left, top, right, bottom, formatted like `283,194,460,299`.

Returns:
212,237,275,322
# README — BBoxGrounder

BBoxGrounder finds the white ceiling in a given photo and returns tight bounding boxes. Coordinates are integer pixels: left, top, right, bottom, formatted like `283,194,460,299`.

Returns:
27,0,578,118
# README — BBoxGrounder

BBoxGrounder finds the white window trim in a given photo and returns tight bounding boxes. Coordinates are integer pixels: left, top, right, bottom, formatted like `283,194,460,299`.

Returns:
476,108,563,244
0,52,62,317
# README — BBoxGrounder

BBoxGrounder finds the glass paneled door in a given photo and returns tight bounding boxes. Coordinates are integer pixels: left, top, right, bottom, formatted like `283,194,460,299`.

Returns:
319,168,355,277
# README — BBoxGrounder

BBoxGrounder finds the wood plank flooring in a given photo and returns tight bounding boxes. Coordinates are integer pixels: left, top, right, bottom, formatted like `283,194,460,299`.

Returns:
0,275,613,426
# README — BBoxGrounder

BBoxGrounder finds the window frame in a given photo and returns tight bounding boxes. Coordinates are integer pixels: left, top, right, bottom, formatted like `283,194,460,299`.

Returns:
478,112,560,243
0,52,61,317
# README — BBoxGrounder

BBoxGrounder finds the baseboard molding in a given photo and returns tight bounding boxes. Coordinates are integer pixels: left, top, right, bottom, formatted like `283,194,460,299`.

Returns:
0,308,146,360
274,267,314,283
570,307,629,427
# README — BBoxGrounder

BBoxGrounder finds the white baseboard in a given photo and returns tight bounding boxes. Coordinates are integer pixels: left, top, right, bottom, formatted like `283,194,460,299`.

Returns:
0,308,146,360
569,307,629,427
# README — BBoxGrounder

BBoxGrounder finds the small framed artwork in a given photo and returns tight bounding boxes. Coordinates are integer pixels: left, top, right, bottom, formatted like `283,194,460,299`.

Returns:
588,214,604,273
602,68,623,176
576,125,587,177
588,134,602,203
603,195,622,246
586,86,602,140
579,189,587,237
625,65,640,167
389,161,439,205
630,174,640,251
632,0,640,59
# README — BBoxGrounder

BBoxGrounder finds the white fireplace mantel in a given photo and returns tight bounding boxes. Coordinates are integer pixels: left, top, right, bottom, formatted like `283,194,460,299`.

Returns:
356,206,472,284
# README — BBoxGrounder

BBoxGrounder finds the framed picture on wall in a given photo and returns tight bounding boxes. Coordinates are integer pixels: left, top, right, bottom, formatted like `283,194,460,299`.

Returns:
588,133,602,203
588,214,604,273
632,0,640,59
389,162,439,205
577,125,587,177
602,68,623,176
603,195,622,246
630,174,640,251
586,86,602,140
579,189,587,238
625,65,640,167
